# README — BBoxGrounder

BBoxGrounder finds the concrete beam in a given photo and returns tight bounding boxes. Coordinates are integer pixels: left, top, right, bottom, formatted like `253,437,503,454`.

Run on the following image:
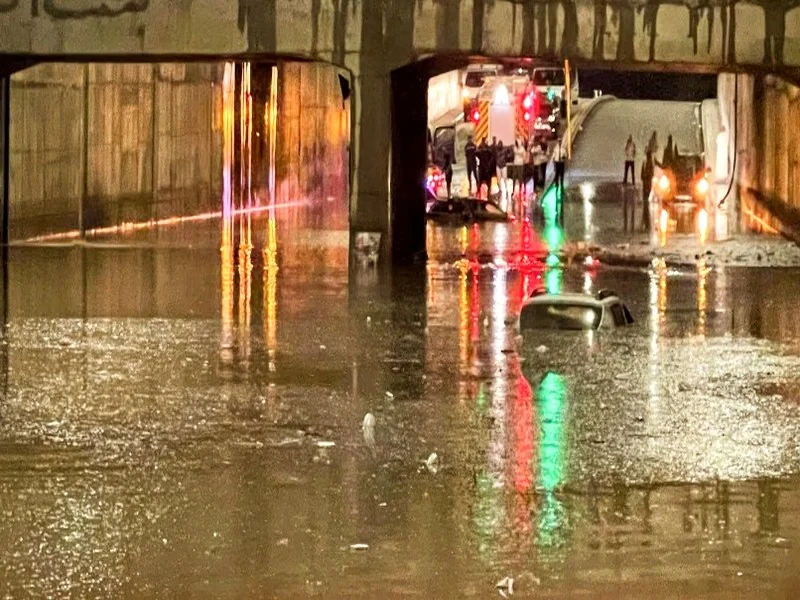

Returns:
2,1,800,72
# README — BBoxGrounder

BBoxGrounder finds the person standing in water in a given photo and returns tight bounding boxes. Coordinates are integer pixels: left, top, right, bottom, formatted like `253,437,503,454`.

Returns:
623,134,636,185
464,136,478,195
443,152,453,199
641,147,660,231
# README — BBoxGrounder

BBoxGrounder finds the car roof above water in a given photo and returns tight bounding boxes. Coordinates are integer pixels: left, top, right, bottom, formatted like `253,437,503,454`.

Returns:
525,292,618,307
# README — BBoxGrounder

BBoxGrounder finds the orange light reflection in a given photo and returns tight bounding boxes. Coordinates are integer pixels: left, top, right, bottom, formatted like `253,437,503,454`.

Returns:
23,200,308,244
697,259,708,337
220,217,235,365
457,259,469,372
264,216,279,370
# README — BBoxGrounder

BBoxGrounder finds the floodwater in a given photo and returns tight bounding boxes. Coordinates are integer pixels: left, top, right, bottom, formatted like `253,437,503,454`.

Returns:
2,207,800,598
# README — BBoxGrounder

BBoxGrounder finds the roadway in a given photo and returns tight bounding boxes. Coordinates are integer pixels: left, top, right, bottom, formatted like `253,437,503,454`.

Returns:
563,98,704,245
568,98,703,185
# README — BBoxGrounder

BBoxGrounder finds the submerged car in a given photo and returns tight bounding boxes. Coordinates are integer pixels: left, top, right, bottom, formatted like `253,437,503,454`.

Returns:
426,197,509,223
519,290,634,331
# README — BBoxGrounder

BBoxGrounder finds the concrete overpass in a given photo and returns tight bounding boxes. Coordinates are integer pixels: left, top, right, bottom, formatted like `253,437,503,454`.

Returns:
2,1,800,260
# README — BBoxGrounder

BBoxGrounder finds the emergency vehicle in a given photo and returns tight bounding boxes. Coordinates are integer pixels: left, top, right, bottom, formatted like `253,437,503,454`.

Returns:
464,75,539,146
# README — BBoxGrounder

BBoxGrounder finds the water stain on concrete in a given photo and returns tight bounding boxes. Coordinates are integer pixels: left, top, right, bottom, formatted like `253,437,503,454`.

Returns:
10,0,800,70
42,0,149,19
0,0,18,14
237,0,277,53
436,0,461,51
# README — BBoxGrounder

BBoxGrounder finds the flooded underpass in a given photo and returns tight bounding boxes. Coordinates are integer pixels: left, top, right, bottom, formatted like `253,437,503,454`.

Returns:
1,215,800,598
3,56,800,598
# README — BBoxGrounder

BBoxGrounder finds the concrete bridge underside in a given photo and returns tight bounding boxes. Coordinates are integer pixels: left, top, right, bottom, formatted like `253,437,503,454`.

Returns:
2,1,800,260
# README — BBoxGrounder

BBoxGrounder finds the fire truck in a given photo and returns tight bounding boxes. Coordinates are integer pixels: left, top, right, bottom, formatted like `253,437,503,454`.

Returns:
463,74,539,146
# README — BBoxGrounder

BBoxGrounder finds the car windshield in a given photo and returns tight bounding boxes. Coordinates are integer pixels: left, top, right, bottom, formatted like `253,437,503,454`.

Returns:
533,69,565,86
433,127,455,166
465,71,490,88
522,303,602,330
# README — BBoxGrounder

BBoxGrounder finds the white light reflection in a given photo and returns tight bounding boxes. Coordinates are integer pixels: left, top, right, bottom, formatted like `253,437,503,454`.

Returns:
490,267,508,484
583,271,593,294
485,267,509,508
580,183,594,241
492,267,507,361
493,223,508,256
648,259,667,415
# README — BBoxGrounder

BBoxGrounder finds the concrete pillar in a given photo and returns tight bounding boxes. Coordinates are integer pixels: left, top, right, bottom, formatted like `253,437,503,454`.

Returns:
389,65,428,264
349,70,392,254
719,72,756,233
760,78,776,195
789,86,800,210
774,81,790,204
350,62,428,264
735,74,756,192
1,76,8,249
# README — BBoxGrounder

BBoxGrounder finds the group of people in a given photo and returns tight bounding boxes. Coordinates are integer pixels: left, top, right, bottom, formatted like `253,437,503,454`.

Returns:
444,134,566,213
622,131,677,230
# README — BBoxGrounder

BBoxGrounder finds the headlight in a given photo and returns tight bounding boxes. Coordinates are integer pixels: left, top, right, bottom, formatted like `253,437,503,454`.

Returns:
695,177,709,196
658,175,670,192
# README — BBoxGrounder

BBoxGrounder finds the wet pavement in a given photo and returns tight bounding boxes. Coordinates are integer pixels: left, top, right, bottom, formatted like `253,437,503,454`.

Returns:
1,212,800,598
569,99,702,185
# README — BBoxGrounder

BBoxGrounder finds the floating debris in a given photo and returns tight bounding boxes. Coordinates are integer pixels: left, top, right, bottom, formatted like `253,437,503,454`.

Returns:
424,452,439,475
363,413,376,448
349,543,369,551
496,576,514,596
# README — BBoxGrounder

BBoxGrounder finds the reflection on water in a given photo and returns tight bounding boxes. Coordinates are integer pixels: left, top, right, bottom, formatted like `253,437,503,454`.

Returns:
536,372,569,555
1,215,800,596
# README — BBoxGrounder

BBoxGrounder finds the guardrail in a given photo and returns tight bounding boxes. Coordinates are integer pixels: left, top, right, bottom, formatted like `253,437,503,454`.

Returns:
542,94,614,191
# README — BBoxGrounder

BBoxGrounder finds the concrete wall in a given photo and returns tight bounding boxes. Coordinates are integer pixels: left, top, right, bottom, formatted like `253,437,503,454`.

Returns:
8,61,350,244
724,72,800,240
9,63,223,238
427,70,461,124
2,2,800,70
276,62,350,235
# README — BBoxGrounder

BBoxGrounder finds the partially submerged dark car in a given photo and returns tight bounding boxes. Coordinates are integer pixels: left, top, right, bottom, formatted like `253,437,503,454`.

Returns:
426,197,509,223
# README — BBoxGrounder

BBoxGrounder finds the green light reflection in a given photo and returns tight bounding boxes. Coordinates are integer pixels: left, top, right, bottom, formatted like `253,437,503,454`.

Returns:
543,218,564,295
538,372,566,493
545,251,563,295
536,372,569,551
473,471,503,561
541,197,563,244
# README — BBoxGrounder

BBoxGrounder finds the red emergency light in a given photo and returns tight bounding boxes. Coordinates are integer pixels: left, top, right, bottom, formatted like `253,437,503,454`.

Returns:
523,95,533,110
523,112,531,122
471,109,481,123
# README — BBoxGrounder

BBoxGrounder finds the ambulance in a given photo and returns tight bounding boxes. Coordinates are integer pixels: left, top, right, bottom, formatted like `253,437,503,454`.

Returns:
465,74,538,146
